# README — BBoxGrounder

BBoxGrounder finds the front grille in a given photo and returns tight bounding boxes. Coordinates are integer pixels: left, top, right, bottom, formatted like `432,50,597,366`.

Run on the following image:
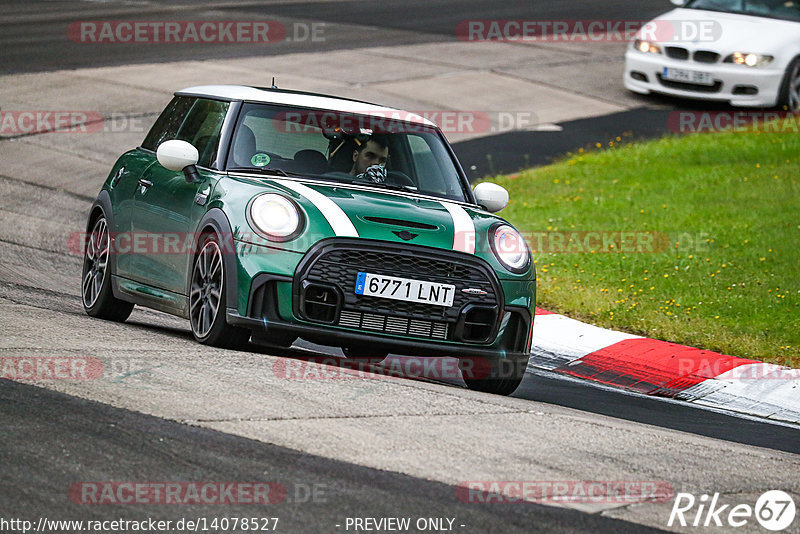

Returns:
693,50,720,63
295,240,504,343
305,248,498,322
665,46,689,60
656,74,723,93
332,249,480,280
340,310,449,340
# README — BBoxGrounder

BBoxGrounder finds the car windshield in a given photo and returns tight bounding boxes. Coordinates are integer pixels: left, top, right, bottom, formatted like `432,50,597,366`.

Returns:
225,102,470,202
685,0,800,21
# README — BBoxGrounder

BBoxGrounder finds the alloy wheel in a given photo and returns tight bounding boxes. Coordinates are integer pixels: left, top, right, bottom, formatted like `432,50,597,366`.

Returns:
82,217,110,308
190,239,224,339
789,62,800,113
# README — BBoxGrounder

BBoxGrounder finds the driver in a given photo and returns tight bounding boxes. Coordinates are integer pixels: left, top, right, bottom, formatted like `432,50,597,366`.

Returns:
350,134,389,183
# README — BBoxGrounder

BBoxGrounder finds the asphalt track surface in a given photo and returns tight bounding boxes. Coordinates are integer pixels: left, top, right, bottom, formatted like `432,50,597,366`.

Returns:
2,379,669,534
0,0,690,174
0,0,669,74
1,1,799,533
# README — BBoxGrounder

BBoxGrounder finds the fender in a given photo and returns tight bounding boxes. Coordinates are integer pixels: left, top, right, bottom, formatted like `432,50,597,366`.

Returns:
189,208,239,311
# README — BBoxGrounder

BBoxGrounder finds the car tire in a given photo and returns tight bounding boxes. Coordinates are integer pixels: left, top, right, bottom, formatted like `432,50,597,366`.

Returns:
778,57,800,113
189,232,250,349
341,346,387,364
81,214,134,322
459,354,528,396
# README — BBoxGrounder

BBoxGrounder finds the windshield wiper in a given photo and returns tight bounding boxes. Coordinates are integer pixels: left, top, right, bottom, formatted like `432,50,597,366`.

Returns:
368,182,418,192
227,167,299,177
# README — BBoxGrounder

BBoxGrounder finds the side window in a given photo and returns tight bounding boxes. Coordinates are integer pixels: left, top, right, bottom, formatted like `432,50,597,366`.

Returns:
408,134,447,195
141,96,194,151
228,104,330,168
175,99,230,169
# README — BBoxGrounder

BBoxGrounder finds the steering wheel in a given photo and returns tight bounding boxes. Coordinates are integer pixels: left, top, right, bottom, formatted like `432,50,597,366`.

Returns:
386,170,415,188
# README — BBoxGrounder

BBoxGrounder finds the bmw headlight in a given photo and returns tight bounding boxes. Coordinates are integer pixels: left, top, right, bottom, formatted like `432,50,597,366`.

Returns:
725,52,774,67
247,193,303,242
634,39,661,54
490,224,531,274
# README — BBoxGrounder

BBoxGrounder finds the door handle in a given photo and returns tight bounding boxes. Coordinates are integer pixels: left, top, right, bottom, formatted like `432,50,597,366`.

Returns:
138,179,153,188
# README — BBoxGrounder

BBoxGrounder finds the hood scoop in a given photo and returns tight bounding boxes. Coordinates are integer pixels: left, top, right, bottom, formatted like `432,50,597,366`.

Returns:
363,216,438,230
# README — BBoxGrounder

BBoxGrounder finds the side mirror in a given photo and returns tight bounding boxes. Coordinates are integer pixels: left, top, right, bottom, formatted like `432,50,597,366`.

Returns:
156,140,200,182
473,182,509,213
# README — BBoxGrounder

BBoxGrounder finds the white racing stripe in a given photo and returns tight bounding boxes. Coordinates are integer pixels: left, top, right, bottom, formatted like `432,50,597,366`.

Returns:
274,179,358,237
529,313,642,370
440,202,475,254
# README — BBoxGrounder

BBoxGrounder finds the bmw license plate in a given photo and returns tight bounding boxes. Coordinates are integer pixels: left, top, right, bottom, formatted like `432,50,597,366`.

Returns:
662,67,714,86
355,272,455,307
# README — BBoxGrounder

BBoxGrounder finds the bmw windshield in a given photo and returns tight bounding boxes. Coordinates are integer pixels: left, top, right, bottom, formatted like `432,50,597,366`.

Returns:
685,0,800,21
226,103,472,203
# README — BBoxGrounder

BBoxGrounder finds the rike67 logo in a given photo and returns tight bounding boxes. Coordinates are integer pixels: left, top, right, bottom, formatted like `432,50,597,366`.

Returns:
669,490,796,531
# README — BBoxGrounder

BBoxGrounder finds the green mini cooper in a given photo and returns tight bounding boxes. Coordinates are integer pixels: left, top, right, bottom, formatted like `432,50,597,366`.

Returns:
82,85,535,395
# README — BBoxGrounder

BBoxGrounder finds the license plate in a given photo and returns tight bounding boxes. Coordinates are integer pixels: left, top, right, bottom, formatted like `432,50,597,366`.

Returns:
663,67,714,86
355,272,455,307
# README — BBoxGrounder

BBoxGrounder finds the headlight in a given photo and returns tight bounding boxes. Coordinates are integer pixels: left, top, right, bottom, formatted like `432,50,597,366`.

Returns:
490,224,531,274
634,39,661,54
247,193,303,242
725,52,774,67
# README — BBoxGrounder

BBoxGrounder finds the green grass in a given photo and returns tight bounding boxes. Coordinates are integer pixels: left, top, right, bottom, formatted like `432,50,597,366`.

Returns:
491,122,800,368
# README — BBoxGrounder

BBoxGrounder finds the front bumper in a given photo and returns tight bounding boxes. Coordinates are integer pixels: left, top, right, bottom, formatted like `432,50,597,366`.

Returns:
230,238,535,359
624,48,783,107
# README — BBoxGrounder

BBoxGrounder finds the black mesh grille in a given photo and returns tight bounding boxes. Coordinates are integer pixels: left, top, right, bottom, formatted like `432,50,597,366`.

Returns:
295,240,503,341
306,250,496,321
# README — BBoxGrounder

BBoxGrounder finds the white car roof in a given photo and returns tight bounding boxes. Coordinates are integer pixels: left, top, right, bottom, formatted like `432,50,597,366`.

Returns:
177,85,435,127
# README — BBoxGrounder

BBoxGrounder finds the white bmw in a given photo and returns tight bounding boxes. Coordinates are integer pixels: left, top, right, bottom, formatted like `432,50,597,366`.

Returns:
624,0,800,110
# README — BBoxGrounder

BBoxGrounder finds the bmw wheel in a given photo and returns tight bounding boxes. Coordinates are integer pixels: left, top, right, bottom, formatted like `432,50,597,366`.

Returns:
779,57,800,113
82,214,134,321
